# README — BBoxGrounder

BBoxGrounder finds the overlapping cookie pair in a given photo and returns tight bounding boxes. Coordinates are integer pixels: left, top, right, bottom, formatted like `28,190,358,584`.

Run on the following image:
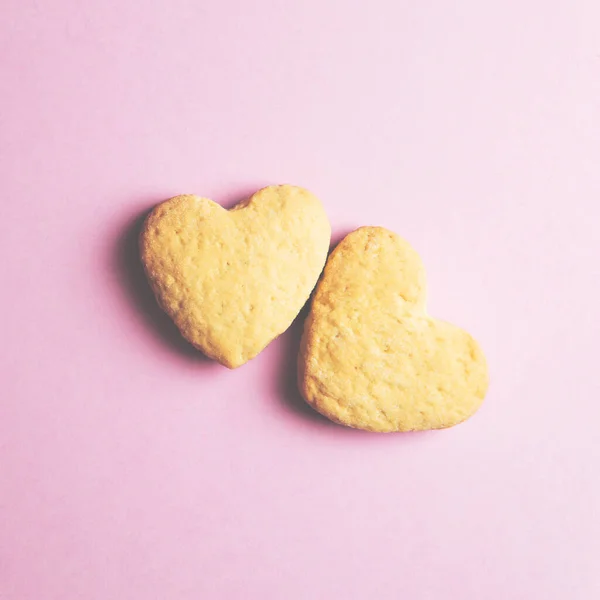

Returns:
140,185,489,432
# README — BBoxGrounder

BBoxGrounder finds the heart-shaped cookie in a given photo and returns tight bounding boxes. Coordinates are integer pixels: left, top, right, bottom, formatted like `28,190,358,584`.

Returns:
140,185,331,368
299,226,488,431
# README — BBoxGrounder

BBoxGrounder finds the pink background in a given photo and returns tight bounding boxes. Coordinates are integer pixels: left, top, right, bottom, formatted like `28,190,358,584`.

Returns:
2,1,599,598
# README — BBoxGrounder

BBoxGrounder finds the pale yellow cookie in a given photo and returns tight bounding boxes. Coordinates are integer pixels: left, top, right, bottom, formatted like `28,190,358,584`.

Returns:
140,185,331,368
299,226,488,432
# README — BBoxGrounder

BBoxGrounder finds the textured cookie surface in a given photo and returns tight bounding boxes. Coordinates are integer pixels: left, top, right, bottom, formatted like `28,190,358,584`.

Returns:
299,227,488,432
140,185,331,368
